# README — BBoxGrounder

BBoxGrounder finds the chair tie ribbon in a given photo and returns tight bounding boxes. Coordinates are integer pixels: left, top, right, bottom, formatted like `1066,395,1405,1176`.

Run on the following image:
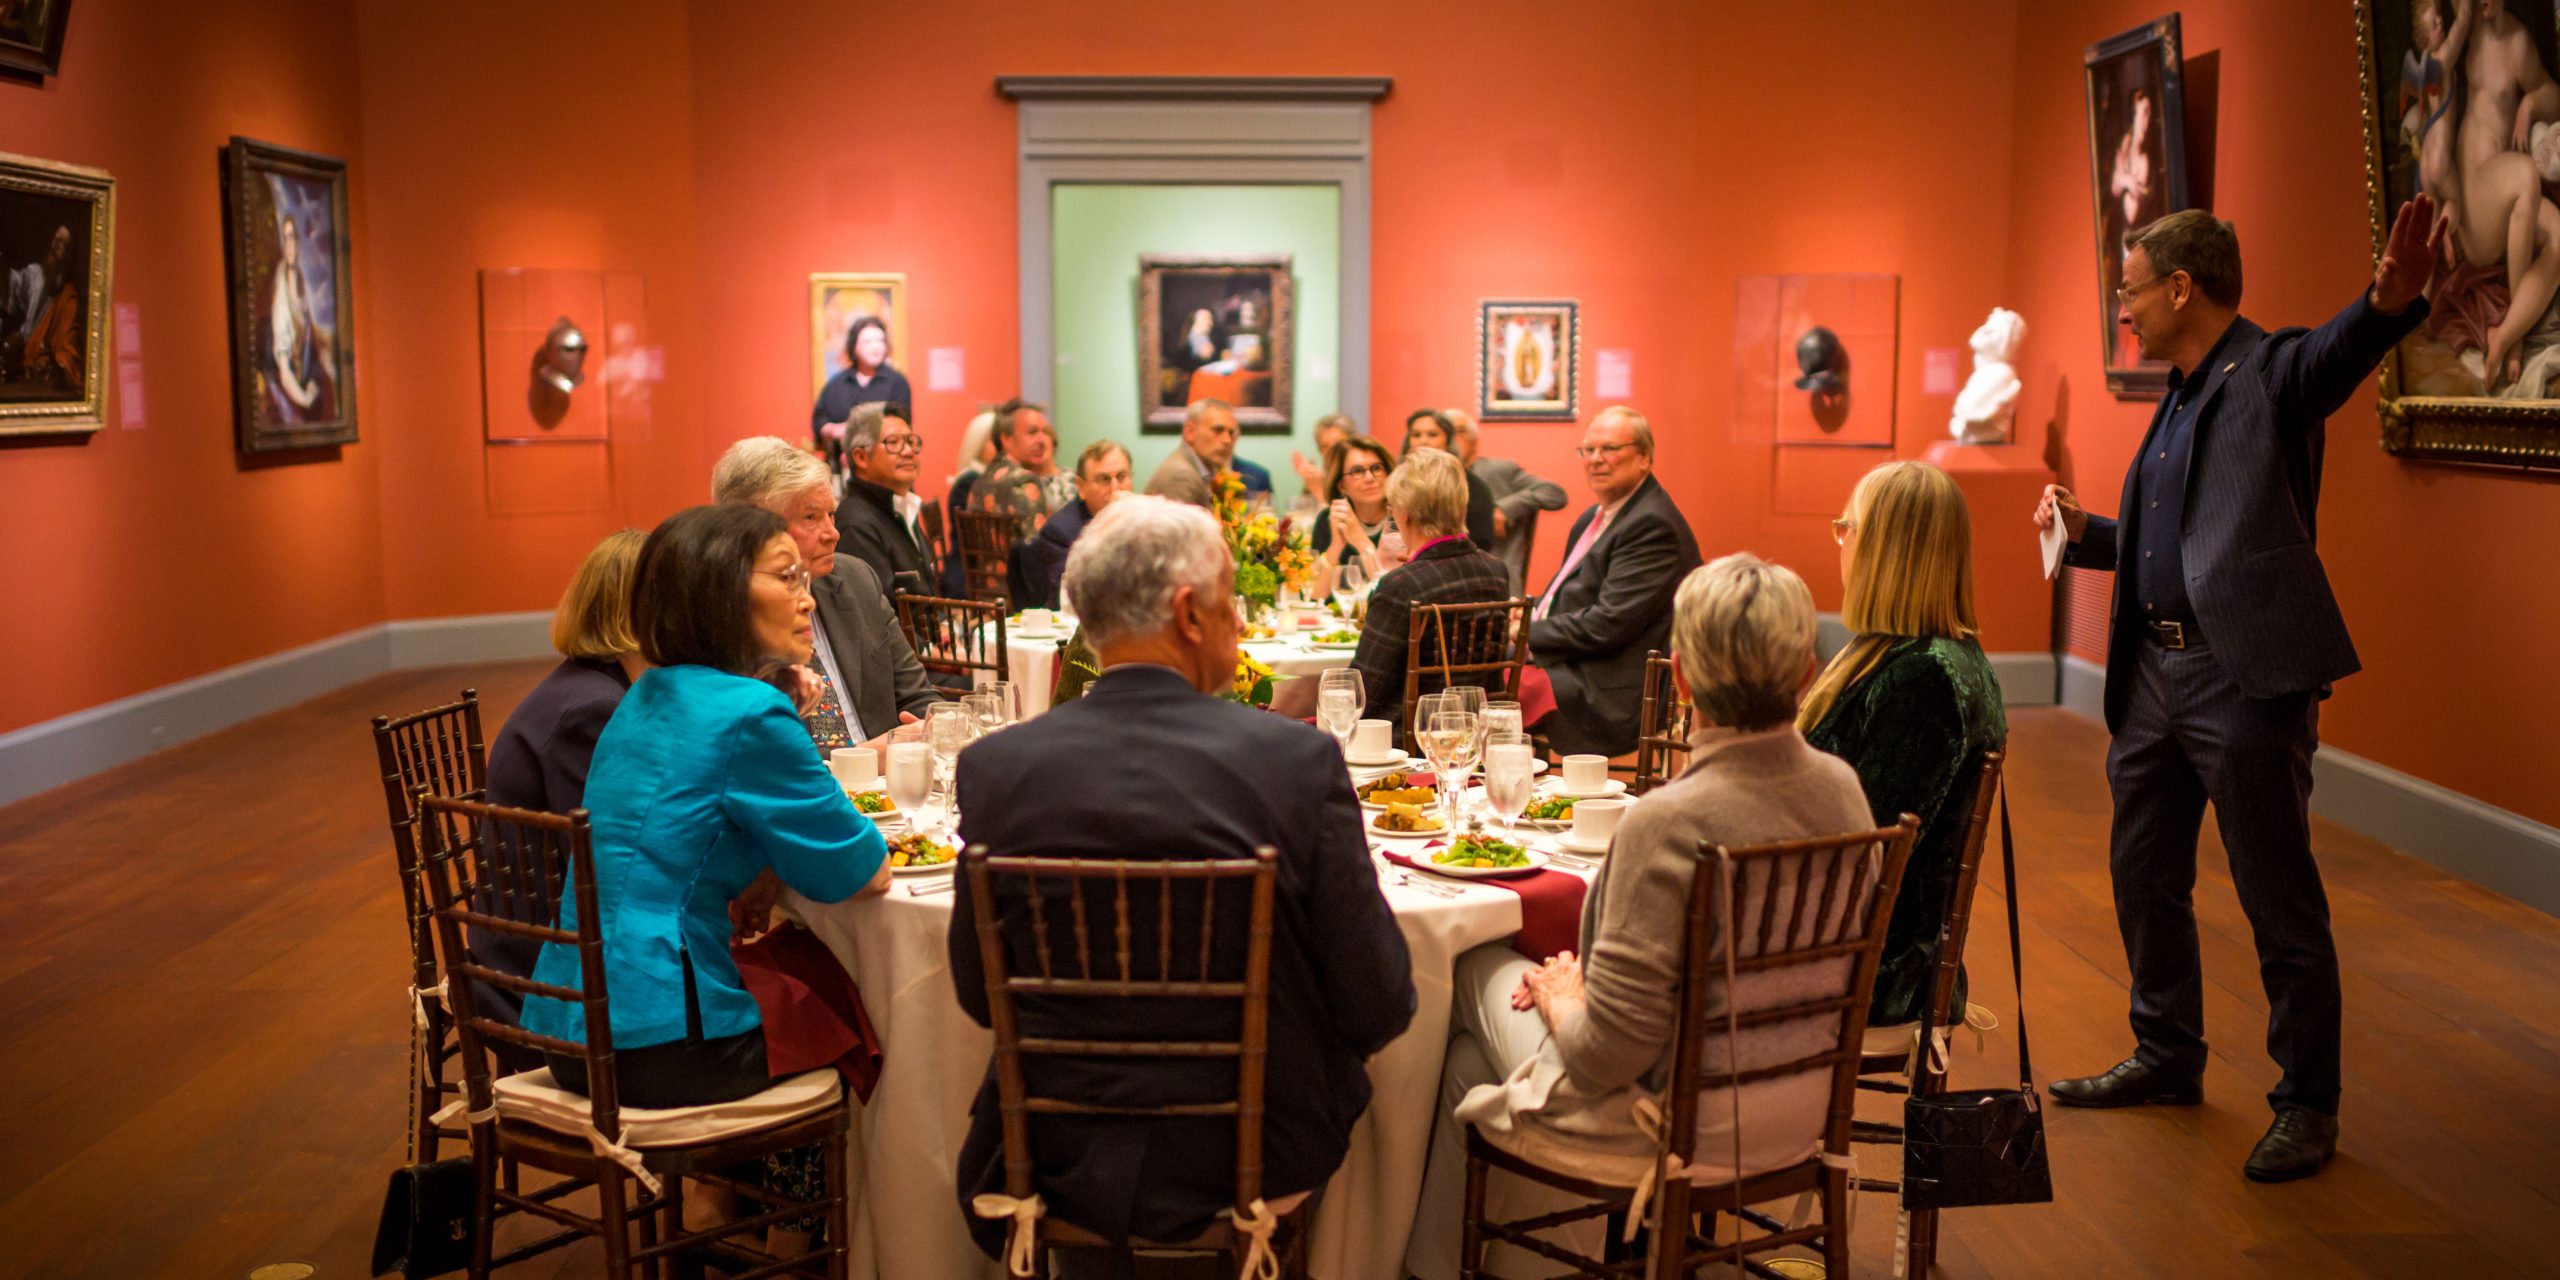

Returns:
971,1193,1046,1277
1229,1198,1282,1280
408,979,449,1034
1623,1095,1692,1242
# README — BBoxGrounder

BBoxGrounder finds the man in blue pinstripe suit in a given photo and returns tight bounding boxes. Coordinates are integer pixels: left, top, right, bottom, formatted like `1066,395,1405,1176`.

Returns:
2034,196,2449,1183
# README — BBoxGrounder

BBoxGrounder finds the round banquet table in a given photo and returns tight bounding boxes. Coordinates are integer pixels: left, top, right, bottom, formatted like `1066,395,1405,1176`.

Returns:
786,799,1592,1280
990,624,1361,719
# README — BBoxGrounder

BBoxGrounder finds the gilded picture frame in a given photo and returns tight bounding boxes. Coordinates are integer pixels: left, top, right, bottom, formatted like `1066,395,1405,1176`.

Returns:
2356,0,2560,469
1477,299,1579,422
0,150,113,438
808,272,908,400
224,136,358,453
2084,15,2191,399
1136,253,1294,433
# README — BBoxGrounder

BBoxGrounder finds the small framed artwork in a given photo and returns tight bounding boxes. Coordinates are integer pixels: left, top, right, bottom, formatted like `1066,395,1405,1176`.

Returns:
1137,254,1293,433
2084,14,2191,399
0,0,71,81
1478,299,1579,421
2356,0,2560,468
224,137,357,453
0,150,113,438
809,272,907,400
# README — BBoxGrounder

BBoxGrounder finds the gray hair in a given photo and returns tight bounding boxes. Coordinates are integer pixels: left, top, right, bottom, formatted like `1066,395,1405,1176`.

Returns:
1386,447,1468,538
1063,495,1231,649
1184,397,1235,426
1444,407,1479,442
1596,405,1655,460
1671,553,1816,731
711,436,832,508
843,402,888,454
2129,208,2243,308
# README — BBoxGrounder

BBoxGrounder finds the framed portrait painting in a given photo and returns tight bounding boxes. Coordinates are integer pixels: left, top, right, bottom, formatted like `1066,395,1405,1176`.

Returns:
2085,15,2192,399
0,0,71,80
224,137,357,453
0,150,112,437
808,272,907,400
2357,0,2560,468
1477,299,1578,422
1136,254,1293,433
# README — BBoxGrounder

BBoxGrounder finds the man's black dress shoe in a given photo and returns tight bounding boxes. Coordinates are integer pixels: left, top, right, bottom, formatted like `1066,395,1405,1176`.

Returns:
2244,1106,2338,1182
2048,1056,2204,1108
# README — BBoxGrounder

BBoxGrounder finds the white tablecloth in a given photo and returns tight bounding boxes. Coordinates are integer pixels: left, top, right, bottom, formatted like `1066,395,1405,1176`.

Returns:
789,810,1591,1280
990,627,1359,720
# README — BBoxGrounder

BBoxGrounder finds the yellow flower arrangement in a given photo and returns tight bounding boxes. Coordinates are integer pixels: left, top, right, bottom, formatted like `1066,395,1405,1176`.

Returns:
1213,468,1317,605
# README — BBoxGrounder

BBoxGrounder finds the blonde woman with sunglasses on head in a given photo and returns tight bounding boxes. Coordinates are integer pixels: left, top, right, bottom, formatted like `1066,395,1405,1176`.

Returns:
1799,460,2007,1041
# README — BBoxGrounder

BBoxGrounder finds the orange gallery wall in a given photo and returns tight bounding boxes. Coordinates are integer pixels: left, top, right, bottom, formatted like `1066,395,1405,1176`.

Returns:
2001,0,2560,826
0,0,387,735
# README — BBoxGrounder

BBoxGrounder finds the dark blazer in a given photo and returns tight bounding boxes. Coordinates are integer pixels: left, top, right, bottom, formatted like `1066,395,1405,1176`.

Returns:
1526,473,1703,756
1019,496,1093,611
1462,467,1498,552
946,665,1415,1252
478,655,631,1050
1353,536,1513,729
810,557,944,734
2064,293,2424,731
835,475,938,600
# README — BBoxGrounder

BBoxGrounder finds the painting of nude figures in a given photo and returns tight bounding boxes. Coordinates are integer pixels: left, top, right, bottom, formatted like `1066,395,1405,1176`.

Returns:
2360,0,2560,467
2086,16,2191,398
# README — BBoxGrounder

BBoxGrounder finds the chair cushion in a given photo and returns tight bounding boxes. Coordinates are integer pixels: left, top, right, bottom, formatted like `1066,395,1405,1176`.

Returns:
491,1067,841,1148
1862,1021,1919,1058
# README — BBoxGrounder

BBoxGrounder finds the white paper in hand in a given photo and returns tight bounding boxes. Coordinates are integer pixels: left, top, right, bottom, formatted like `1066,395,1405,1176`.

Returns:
2040,516,2068,581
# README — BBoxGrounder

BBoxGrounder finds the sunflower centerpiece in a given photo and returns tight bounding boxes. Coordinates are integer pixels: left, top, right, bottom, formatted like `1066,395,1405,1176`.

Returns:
1212,468,1315,707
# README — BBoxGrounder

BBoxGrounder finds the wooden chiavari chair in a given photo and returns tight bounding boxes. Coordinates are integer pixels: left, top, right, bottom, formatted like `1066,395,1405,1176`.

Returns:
919,499,949,577
961,844,1308,1279
416,795,852,1280
1459,817,1920,1279
894,593,1009,695
950,508,1018,606
1631,650,1694,796
370,690,489,1163
1850,749,2005,1279
1401,597,1530,750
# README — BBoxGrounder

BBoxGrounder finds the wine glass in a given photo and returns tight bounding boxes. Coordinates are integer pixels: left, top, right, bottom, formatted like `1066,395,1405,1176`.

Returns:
1422,710,1479,832
1480,700,1522,760
986,680,1020,727
1483,742,1536,840
884,725,934,833
1317,668,1363,760
965,689,1005,736
924,701,975,838
1333,558,1369,620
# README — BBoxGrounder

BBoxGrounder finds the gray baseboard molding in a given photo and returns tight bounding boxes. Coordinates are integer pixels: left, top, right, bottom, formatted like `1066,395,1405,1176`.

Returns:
2311,745,2560,918
0,611,550,809
2045,649,2557,918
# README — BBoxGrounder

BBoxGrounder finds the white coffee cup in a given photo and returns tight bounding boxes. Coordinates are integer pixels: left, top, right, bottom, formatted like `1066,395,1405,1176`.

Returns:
829,746,879,791
1020,608,1056,632
1570,797,1630,847
1562,754,1609,792
1350,718,1393,759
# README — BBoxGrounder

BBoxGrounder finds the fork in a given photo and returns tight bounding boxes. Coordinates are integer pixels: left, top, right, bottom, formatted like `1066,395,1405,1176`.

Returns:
905,877,956,897
1394,873,1465,900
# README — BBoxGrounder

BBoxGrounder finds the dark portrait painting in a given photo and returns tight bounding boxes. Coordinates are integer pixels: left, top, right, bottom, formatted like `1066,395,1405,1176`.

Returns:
1136,254,1293,432
0,150,112,436
2084,15,2191,398
2360,0,2560,467
0,0,72,80
225,137,357,453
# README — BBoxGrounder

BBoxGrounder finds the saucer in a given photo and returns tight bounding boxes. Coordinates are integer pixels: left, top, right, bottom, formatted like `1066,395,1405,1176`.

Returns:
1544,778,1628,800
1552,830,1617,855
1344,748,1411,769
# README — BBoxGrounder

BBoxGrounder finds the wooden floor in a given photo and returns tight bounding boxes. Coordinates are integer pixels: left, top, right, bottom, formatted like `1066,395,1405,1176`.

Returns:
1,661,2556,1280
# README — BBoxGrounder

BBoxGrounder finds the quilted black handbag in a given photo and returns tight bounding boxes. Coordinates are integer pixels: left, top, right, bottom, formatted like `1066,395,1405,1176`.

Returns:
1901,787,2054,1210
369,1155,475,1278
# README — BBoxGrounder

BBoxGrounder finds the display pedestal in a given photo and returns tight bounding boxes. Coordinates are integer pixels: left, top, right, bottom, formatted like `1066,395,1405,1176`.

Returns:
1922,440,2054,653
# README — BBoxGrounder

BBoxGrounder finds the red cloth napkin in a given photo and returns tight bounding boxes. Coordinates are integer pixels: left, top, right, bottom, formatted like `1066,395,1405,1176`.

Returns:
1517,665,1560,729
731,922,884,1103
1381,844,1589,961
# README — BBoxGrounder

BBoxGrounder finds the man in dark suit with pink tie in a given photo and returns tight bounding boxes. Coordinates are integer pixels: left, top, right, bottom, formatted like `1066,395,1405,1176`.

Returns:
2036,196,2449,1183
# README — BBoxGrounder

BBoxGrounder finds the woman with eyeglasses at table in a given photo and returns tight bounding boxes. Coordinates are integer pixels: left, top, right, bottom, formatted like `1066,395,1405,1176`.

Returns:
1799,459,2005,1042
1311,434,1399,598
519,503,891,1107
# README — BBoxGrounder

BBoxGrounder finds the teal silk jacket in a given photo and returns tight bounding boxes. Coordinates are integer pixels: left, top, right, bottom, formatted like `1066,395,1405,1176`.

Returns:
522,664,887,1050
1805,636,2007,1028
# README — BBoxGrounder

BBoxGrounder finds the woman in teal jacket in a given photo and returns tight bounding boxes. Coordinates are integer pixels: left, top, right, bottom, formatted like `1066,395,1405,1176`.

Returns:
524,503,889,1107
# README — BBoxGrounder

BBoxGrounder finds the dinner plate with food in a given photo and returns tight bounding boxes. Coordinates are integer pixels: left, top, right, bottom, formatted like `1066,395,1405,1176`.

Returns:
845,789,902,822
1357,773,1438,810
1417,832,1549,879
1367,801,1448,838
1310,628,1363,651
1516,794,1578,829
886,831,957,875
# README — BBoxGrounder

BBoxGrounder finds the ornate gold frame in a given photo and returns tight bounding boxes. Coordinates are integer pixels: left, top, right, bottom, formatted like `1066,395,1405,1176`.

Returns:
1135,254,1294,433
2355,0,2560,469
807,272,908,400
0,150,113,438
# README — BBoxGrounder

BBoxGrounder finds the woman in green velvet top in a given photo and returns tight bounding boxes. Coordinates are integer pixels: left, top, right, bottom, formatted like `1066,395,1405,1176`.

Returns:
1799,460,2006,1029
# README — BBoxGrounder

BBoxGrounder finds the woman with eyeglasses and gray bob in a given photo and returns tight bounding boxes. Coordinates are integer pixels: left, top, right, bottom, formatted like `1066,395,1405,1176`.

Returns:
520,503,890,1106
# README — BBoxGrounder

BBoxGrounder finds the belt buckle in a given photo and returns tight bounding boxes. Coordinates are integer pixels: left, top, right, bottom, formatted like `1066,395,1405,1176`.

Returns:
2153,620,2187,650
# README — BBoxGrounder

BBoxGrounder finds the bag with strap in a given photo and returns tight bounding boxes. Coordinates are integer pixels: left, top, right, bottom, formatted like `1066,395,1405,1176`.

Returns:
370,1156,476,1277
1900,785,2054,1210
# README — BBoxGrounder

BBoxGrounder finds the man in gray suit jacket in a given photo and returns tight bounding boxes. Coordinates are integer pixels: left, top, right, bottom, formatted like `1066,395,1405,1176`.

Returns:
2036,199,2446,1183
1144,397,1240,508
1451,409,1567,595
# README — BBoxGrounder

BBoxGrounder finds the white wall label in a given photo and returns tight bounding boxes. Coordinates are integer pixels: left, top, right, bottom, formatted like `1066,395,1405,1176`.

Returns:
929,346,965,391
1924,347,1961,395
1596,349,1633,399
